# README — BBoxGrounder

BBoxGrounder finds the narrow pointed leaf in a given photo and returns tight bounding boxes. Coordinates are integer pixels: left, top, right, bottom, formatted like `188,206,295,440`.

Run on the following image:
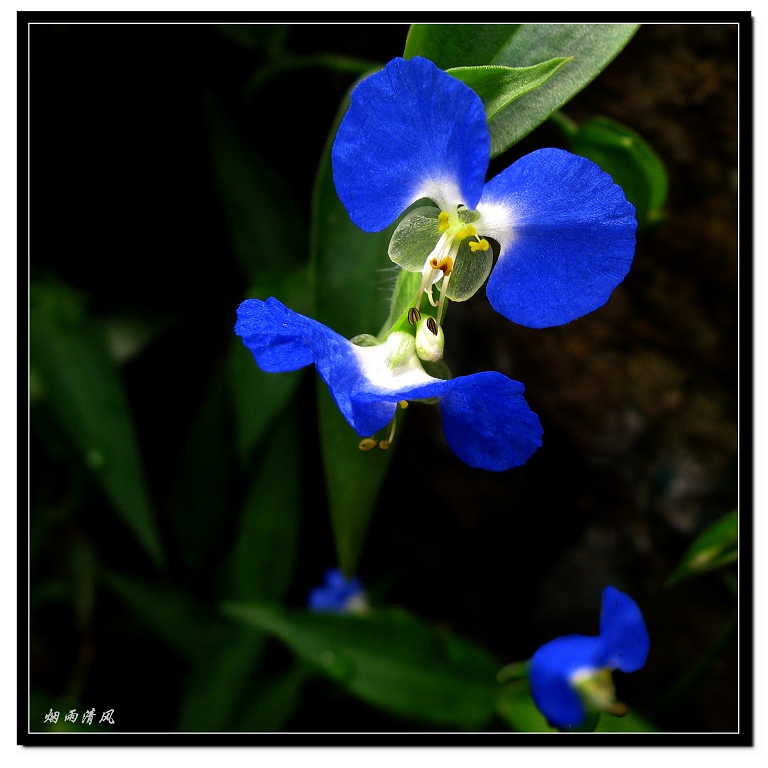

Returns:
169,365,236,574
317,386,394,577
30,283,164,567
223,601,499,729
225,408,302,601
177,626,267,731
448,59,572,123
103,571,215,661
666,510,738,586
405,23,640,157
234,664,308,731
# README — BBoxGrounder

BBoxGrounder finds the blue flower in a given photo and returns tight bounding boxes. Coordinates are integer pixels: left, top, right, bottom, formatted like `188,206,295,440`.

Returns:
332,56,637,329
235,298,543,471
528,586,650,730
308,568,368,613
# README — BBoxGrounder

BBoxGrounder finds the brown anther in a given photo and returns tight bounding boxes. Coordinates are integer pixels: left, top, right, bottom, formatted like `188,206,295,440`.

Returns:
429,255,453,276
407,307,421,325
378,440,390,451
426,317,438,335
358,438,378,451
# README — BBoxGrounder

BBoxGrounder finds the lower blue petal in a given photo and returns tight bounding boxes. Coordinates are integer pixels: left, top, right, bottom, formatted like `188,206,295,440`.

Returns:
235,298,394,436
437,372,542,471
237,300,542,470
529,634,607,730
599,586,650,673
483,148,637,328
332,56,490,232
354,371,542,471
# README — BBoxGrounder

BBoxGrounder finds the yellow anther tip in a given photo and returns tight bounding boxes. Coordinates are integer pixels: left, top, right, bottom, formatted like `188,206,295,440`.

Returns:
358,438,378,451
438,211,450,221
469,238,490,252
398,401,409,409
378,440,390,451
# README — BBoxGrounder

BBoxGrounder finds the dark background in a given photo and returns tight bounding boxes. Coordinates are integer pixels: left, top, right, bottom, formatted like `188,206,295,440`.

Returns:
29,22,740,732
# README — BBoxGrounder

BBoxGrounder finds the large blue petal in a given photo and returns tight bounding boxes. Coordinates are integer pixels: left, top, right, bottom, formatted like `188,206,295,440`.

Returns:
482,148,637,328
529,634,607,730
332,56,490,232
599,586,650,673
235,298,394,436
353,370,542,471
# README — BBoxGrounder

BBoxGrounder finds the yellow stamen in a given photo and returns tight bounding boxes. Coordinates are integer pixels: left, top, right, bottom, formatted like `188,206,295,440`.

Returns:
398,401,408,409
469,238,490,252
379,415,397,450
437,211,450,233
358,438,378,451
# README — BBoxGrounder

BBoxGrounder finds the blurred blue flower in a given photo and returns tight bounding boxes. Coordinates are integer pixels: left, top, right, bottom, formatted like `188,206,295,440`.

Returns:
332,56,637,329
308,568,367,613
235,298,542,471
528,586,650,730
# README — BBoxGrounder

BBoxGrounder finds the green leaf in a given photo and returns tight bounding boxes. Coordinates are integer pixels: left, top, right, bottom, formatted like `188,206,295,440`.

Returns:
223,601,500,729
557,114,668,229
175,400,305,731
448,59,572,123
205,92,308,281
317,387,395,576
225,408,302,601
103,571,218,661
311,76,398,575
234,664,308,731
666,510,738,586
405,23,640,157
169,365,236,575
404,24,521,69
30,283,164,568
177,625,267,731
